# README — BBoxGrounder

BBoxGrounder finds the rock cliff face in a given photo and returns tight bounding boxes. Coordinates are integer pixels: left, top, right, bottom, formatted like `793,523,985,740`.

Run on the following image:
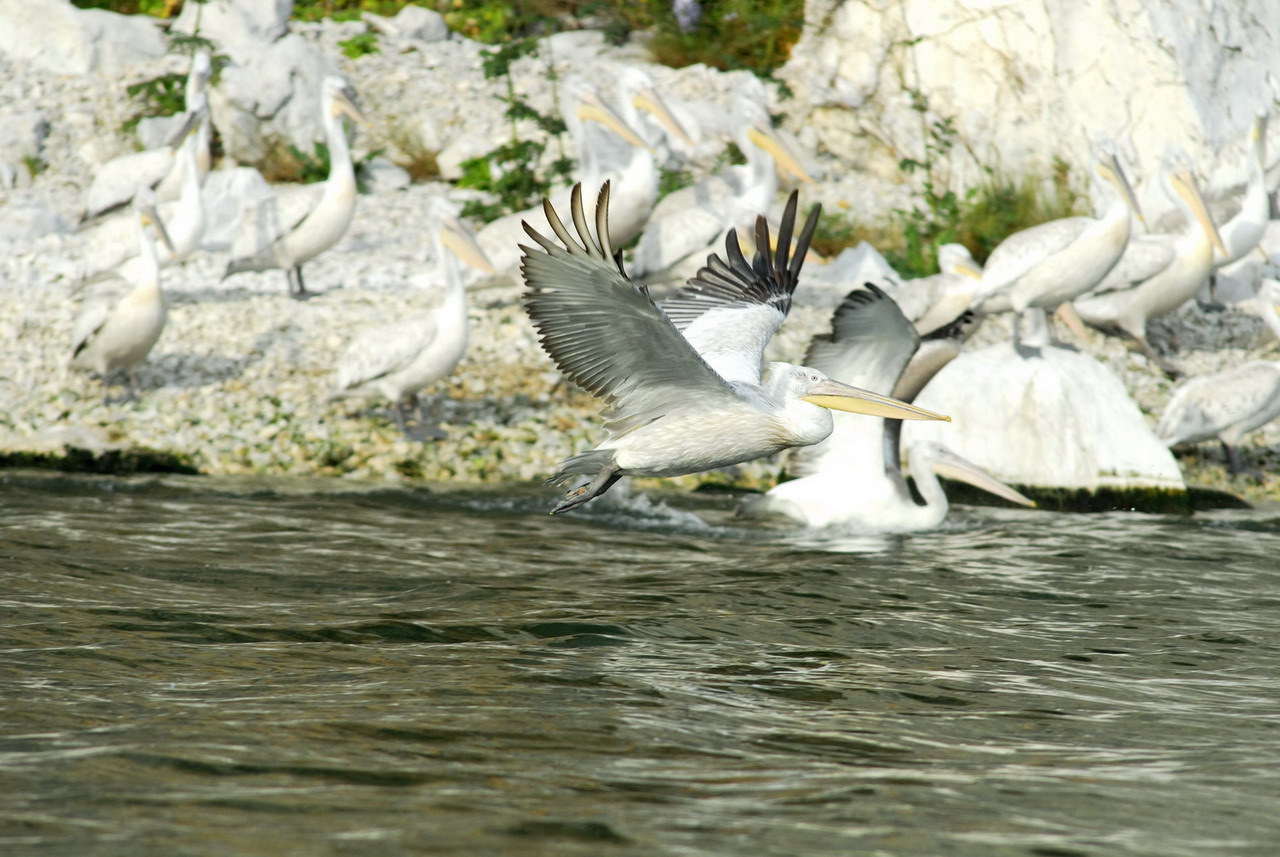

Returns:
780,0,1280,217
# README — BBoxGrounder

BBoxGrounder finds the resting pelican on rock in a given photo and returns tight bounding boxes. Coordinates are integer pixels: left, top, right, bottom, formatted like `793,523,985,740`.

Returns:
1075,152,1227,375
974,145,1142,346
1213,110,1271,270
331,195,495,437
741,285,1033,531
224,76,367,299
898,243,984,336
70,191,174,397
1157,359,1280,475
520,184,949,514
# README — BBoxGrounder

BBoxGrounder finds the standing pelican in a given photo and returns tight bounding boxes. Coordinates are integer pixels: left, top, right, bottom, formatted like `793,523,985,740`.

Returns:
741,285,1033,530
331,195,496,437
520,183,948,514
81,50,212,221
1157,360,1280,475
224,76,368,299
974,146,1142,345
70,192,174,396
155,48,213,200
1213,110,1270,269
1075,152,1228,374
629,77,812,280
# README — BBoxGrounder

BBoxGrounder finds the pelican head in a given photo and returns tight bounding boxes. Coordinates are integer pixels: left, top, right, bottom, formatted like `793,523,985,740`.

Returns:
572,82,650,151
912,441,1035,507
324,76,368,126
192,48,212,84
743,115,813,184
422,195,495,273
1164,152,1227,255
1251,108,1269,166
937,243,982,279
618,68,694,149
1094,143,1144,224
134,188,175,257
776,364,951,421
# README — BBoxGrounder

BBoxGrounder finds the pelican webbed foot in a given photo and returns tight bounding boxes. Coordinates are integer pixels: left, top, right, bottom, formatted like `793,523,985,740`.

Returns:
550,464,622,515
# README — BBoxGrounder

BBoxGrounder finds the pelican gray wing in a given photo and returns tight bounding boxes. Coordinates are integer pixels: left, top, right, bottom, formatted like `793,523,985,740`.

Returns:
803,283,920,391
1087,234,1178,295
980,216,1093,294
1157,361,1280,446
520,183,740,436
661,190,820,385
333,317,438,394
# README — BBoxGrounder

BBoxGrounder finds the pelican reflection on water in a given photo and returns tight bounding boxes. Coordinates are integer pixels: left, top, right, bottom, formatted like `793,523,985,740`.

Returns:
519,183,950,514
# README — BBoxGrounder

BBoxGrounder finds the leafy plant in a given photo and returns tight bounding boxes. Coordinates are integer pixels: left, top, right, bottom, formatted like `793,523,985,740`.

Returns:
122,73,186,136
339,30,380,58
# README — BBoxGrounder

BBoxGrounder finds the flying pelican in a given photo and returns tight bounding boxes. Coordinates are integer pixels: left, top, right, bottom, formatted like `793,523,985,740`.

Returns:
224,76,368,299
973,145,1142,346
81,50,213,221
1075,152,1228,375
1213,110,1270,270
519,183,949,514
476,77,653,278
896,243,984,336
70,191,174,397
331,195,496,437
1157,359,1280,475
629,77,812,280
741,285,1033,530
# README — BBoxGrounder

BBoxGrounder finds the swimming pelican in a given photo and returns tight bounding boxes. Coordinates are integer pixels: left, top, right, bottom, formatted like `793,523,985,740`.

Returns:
1213,110,1270,270
897,243,984,336
974,145,1142,345
331,195,496,437
81,50,212,222
519,183,949,514
70,192,174,396
741,285,1033,530
629,77,812,280
1075,152,1228,375
1157,360,1280,475
223,76,368,299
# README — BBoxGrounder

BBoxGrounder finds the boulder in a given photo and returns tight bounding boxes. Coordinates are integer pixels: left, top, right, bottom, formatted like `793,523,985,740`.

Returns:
0,0,166,75
905,342,1186,492
170,0,292,47
364,5,450,46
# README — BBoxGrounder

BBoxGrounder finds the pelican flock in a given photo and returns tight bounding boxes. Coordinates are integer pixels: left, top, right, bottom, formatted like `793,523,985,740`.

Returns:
520,184,948,514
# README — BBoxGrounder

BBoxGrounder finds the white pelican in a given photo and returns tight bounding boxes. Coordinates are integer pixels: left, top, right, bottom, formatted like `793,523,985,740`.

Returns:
155,48,213,200
331,195,496,436
1213,110,1270,269
1075,152,1228,375
519,183,949,514
896,243,984,336
476,77,652,278
81,50,212,221
629,77,812,280
741,285,1033,531
1157,360,1280,475
974,146,1142,345
70,192,174,396
223,76,367,299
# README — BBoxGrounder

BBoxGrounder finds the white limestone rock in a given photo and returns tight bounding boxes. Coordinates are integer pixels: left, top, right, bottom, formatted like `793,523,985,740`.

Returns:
0,201,70,245
0,0,166,75
905,342,1186,491
364,6,450,46
170,0,292,47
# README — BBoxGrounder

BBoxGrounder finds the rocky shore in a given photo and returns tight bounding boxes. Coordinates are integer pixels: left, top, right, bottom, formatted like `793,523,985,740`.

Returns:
2,5,1279,507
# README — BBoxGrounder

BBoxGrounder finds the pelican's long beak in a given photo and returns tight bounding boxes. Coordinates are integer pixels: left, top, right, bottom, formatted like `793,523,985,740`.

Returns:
1098,152,1144,225
166,109,203,149
746,123,813,184
633,86,693,148
929,446,1036,507
577,93,650,151
439,216,496,275
335,86,370,126
140,206,176,256
954,260,982,279
1172,165,1228,256
802,378,950,421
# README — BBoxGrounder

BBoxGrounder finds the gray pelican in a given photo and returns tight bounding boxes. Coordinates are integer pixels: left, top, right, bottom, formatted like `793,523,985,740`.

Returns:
897,243,984,336
629,77,812,280
224,76,367,299
70,192,174,395
331,195,496,436
81,50,212,221
741,285,1033,531
519,183,949,514
1213,110,1270,269
1157,360,1280,475
974,146,1142,345
1075,152,1227,374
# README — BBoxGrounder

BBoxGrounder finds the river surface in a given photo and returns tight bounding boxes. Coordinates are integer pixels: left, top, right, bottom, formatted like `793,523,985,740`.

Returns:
3,470,1279,856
